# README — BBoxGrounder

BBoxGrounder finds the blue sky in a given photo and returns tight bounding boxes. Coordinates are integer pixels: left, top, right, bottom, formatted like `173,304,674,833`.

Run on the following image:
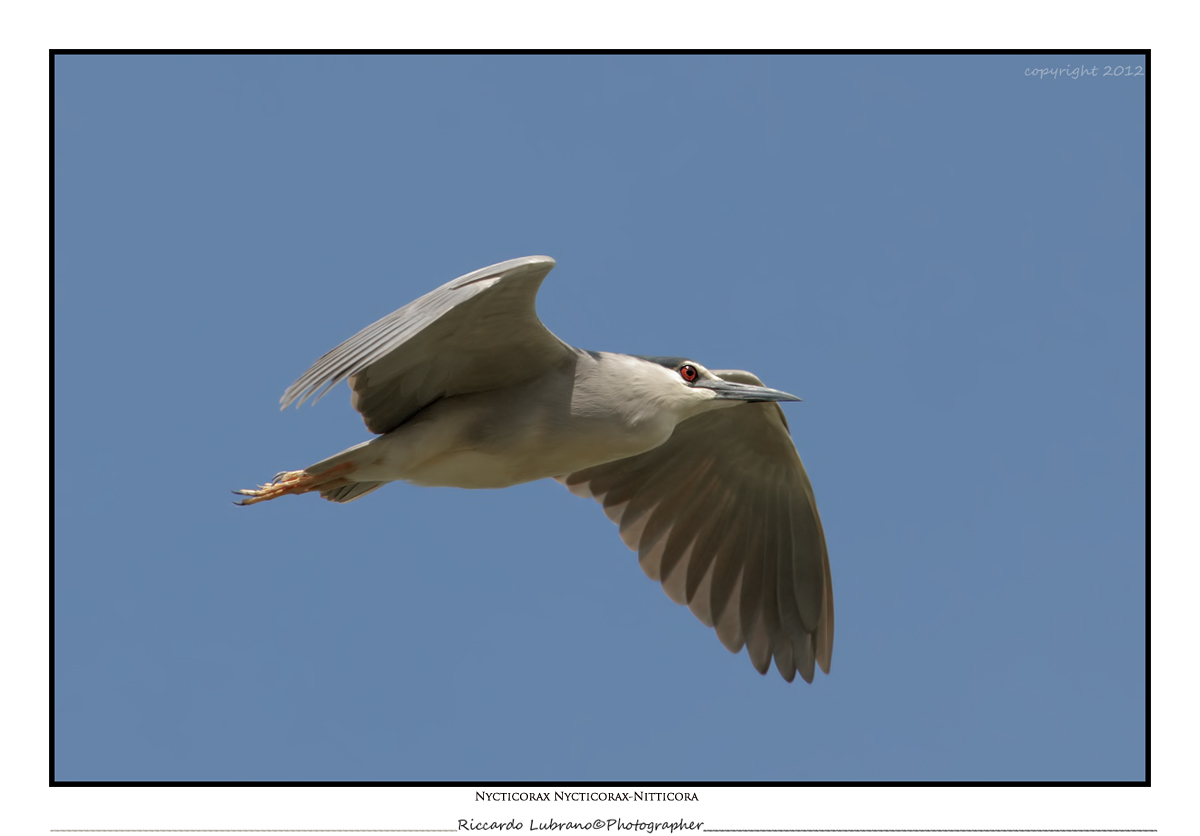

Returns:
53,54,1145,782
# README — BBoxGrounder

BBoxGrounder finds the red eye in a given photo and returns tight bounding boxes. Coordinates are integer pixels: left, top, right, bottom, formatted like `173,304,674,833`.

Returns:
679,364,698,382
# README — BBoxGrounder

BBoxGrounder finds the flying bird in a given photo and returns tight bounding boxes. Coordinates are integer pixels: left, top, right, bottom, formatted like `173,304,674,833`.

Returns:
236,256,833,682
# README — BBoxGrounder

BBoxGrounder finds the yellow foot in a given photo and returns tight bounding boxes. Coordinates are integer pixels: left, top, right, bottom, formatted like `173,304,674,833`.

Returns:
233,463,355,505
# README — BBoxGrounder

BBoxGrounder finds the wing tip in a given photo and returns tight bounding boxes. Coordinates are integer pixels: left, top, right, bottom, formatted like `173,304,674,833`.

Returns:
470,255,557,281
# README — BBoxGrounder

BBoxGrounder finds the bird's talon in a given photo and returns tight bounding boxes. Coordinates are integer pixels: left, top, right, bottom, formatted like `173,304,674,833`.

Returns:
232,470,315,505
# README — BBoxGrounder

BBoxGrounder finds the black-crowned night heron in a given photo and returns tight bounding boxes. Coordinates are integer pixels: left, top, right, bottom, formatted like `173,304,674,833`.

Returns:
236,256,833,682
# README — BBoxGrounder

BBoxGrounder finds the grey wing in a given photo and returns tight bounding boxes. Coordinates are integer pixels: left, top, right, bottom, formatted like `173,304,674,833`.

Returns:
558,369,833,683
281,255,575,434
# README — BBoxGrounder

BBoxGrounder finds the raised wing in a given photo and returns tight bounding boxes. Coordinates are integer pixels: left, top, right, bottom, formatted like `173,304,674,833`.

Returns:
281,256,574,434
559,370,833,683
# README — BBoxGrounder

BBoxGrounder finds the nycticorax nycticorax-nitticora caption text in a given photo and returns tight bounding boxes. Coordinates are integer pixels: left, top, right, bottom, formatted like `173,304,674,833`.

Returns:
236,256,832,682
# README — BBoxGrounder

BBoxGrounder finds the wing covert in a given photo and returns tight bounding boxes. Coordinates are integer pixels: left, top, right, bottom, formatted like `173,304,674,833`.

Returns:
281,256,574,434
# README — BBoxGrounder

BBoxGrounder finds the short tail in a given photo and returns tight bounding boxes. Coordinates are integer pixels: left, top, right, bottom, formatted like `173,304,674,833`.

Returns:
303,440,388,502
320,481,387,503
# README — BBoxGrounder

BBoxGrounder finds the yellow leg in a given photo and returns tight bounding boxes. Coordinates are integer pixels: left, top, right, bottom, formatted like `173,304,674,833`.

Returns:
233,462,356,505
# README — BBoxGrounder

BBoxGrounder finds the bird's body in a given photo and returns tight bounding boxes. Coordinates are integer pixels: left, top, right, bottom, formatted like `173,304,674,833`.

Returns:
237,256,834,682
319,351,687,490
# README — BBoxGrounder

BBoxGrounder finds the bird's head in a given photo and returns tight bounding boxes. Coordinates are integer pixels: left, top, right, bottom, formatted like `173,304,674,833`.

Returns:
632,355,801,422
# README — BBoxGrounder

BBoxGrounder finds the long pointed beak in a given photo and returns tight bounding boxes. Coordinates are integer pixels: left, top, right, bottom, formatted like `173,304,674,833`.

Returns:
694,378,802,403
